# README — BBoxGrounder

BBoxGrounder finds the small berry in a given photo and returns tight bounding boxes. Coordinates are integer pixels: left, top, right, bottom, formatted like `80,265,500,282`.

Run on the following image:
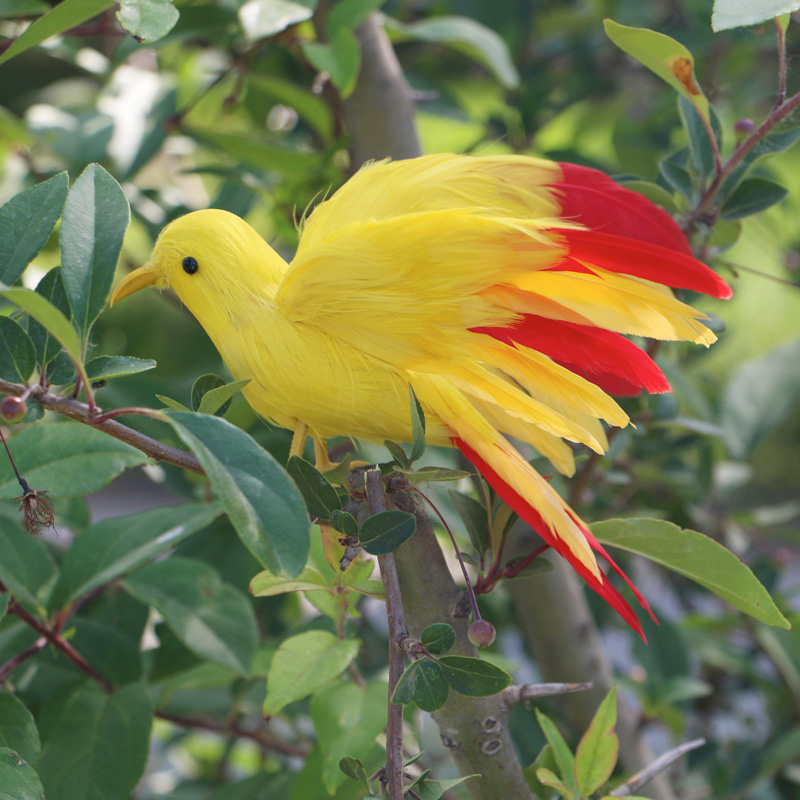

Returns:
734,117,756,137
468,619,496,648
0,396,26,423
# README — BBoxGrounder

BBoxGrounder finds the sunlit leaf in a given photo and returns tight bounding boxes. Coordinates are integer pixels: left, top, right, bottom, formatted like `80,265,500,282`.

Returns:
712,0,800,30
116,0,180,42
574,687,619,796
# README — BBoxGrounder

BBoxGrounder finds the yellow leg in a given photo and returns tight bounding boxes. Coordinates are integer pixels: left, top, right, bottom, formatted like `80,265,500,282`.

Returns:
313,438,333,472
289,422,309,459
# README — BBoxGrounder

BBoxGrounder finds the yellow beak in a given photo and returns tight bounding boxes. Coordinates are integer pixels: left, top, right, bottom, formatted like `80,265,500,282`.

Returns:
109,265,159,307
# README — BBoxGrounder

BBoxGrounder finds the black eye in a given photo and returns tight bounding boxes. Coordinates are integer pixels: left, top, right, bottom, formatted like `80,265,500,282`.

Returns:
183,256,198,275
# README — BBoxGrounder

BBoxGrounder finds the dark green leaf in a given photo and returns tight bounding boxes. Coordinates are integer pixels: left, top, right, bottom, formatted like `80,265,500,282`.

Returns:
0,694,41,765
60,164,130,335
0,317,35,382
155,393,191,412
44,350,76,385
28,268,71,369
50,503,221,609
592,518,790,628
720,177,788,220
359,510,416,555
84,355,157,382
67,617,143,686
437,655,512,696
392,659,422,705
339,756,370,791
116,0,179,42
329,509,359,537
449,490,490,554
413,660,450,712
36,682,152,800
413,774,479,800
0,172,68,284
326,0,384,36
659,153,695,200
165,411,309,576
398,466,471,485
197,378,249,416
721,338,800,458
263,630,360,716
287,456,342,519
617,179,679,213
0,1,49,18
386,15,519,89
0,748,44,800
0,422,148,499
0,591,7,618
409,385,426,463
384,439,410,469
302,26,361,98
678,96,722,184
0,516,57,610
421,623,456,655
720,128,800,197
123,557,258,673
191,373,224,412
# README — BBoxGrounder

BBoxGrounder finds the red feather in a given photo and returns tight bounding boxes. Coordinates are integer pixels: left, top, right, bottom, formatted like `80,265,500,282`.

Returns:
474,317,670,396
455,437,656,640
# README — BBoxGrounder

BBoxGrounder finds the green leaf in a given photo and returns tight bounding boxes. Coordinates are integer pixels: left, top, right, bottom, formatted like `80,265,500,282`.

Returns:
262,630,360,716
0,317,35,383
0,1,49,18
311,681,387,793
535,767,576,800
721,338,800,458
618,179,679,213
386,15,519,89
525,743,560,800
397,466,471,486
0,0,113,64
437,655,512,697
720,176,788,220
720,128,800,197
329,509,359,537
36,682,152,800
421,623,456,655
250,565,332,596
326,0,384,36
449,490,490,554
0,748,45,800
302,25,361,99
84,355,157,382
678,96,722,184
0,422,148,499
165,411,309,577
0,591,7,618
574,687,619,796
409,385,426,463
391,659,451,712
246,74,333,141
238,0,314,40
287,456,342,520
50,503,221,609
124,557,258,673
591,518,791,629
359,510,416,555
535,709,576,792
61,164,130,336
659,153,695,200
196,378,249,416
27,268,71,369
413,774,480,800
155,394,191,412
712,0,800,30
0,695,41,766
604,19,709,121
384,439,411,469
191,373,224,413
0,516,57,610
0,173,68,285
338,756,371,791
116,0,179,42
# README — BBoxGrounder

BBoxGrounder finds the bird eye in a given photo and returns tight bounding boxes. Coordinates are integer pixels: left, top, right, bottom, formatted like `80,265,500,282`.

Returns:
183,256,199,275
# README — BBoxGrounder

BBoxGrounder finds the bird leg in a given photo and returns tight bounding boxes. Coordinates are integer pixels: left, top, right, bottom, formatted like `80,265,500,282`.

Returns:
289,421,309,459
313,438,335,472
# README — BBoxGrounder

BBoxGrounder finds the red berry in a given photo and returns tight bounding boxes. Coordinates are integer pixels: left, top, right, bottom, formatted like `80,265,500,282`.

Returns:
468,619,496,648
0,396,26,423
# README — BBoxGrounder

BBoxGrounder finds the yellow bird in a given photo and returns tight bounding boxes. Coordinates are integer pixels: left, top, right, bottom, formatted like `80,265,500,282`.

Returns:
111,153,730,637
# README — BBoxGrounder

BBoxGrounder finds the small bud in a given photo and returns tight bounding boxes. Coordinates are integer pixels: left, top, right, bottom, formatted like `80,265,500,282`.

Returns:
468,619,496,648
0,396,26,423
734,118,756,137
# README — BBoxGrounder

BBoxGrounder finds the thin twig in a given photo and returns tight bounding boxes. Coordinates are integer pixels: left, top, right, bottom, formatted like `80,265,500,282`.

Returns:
0,637,47,689
502,682,593,709
155,710,309,757
609,738,706,796
366,468,406,800
776,18,788,106
0,378,203,475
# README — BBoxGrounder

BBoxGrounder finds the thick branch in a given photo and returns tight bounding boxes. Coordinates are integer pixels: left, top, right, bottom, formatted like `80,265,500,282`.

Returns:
0,378,203,475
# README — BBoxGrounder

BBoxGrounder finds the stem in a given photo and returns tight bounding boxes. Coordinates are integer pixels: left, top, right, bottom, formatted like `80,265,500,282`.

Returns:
0,378,203,475
776,18,787,106
0,426,26,490
0,637,48,689
366,468,406,800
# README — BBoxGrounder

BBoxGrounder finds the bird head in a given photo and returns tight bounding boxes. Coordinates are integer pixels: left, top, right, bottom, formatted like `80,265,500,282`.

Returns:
109,209,287,317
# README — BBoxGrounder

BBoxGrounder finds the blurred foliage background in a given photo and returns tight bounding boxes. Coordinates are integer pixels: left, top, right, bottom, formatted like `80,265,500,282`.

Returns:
1,0,800,798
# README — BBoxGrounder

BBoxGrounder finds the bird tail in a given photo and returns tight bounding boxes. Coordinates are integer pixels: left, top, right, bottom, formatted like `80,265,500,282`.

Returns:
412,372,655,641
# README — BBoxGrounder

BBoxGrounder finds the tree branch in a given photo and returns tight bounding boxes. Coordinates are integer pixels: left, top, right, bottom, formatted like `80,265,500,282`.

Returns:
610,738,706,797
0,378,203,475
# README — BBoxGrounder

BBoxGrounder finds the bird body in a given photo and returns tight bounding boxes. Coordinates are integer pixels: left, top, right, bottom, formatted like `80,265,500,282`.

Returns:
111,153,731,637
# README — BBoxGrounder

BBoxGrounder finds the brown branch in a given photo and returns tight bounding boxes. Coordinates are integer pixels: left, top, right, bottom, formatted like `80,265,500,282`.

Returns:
609,738,706,797
0,378,203,475
502,682,593,708
366,468,406,800
0,637,47,689
155,710,309,758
